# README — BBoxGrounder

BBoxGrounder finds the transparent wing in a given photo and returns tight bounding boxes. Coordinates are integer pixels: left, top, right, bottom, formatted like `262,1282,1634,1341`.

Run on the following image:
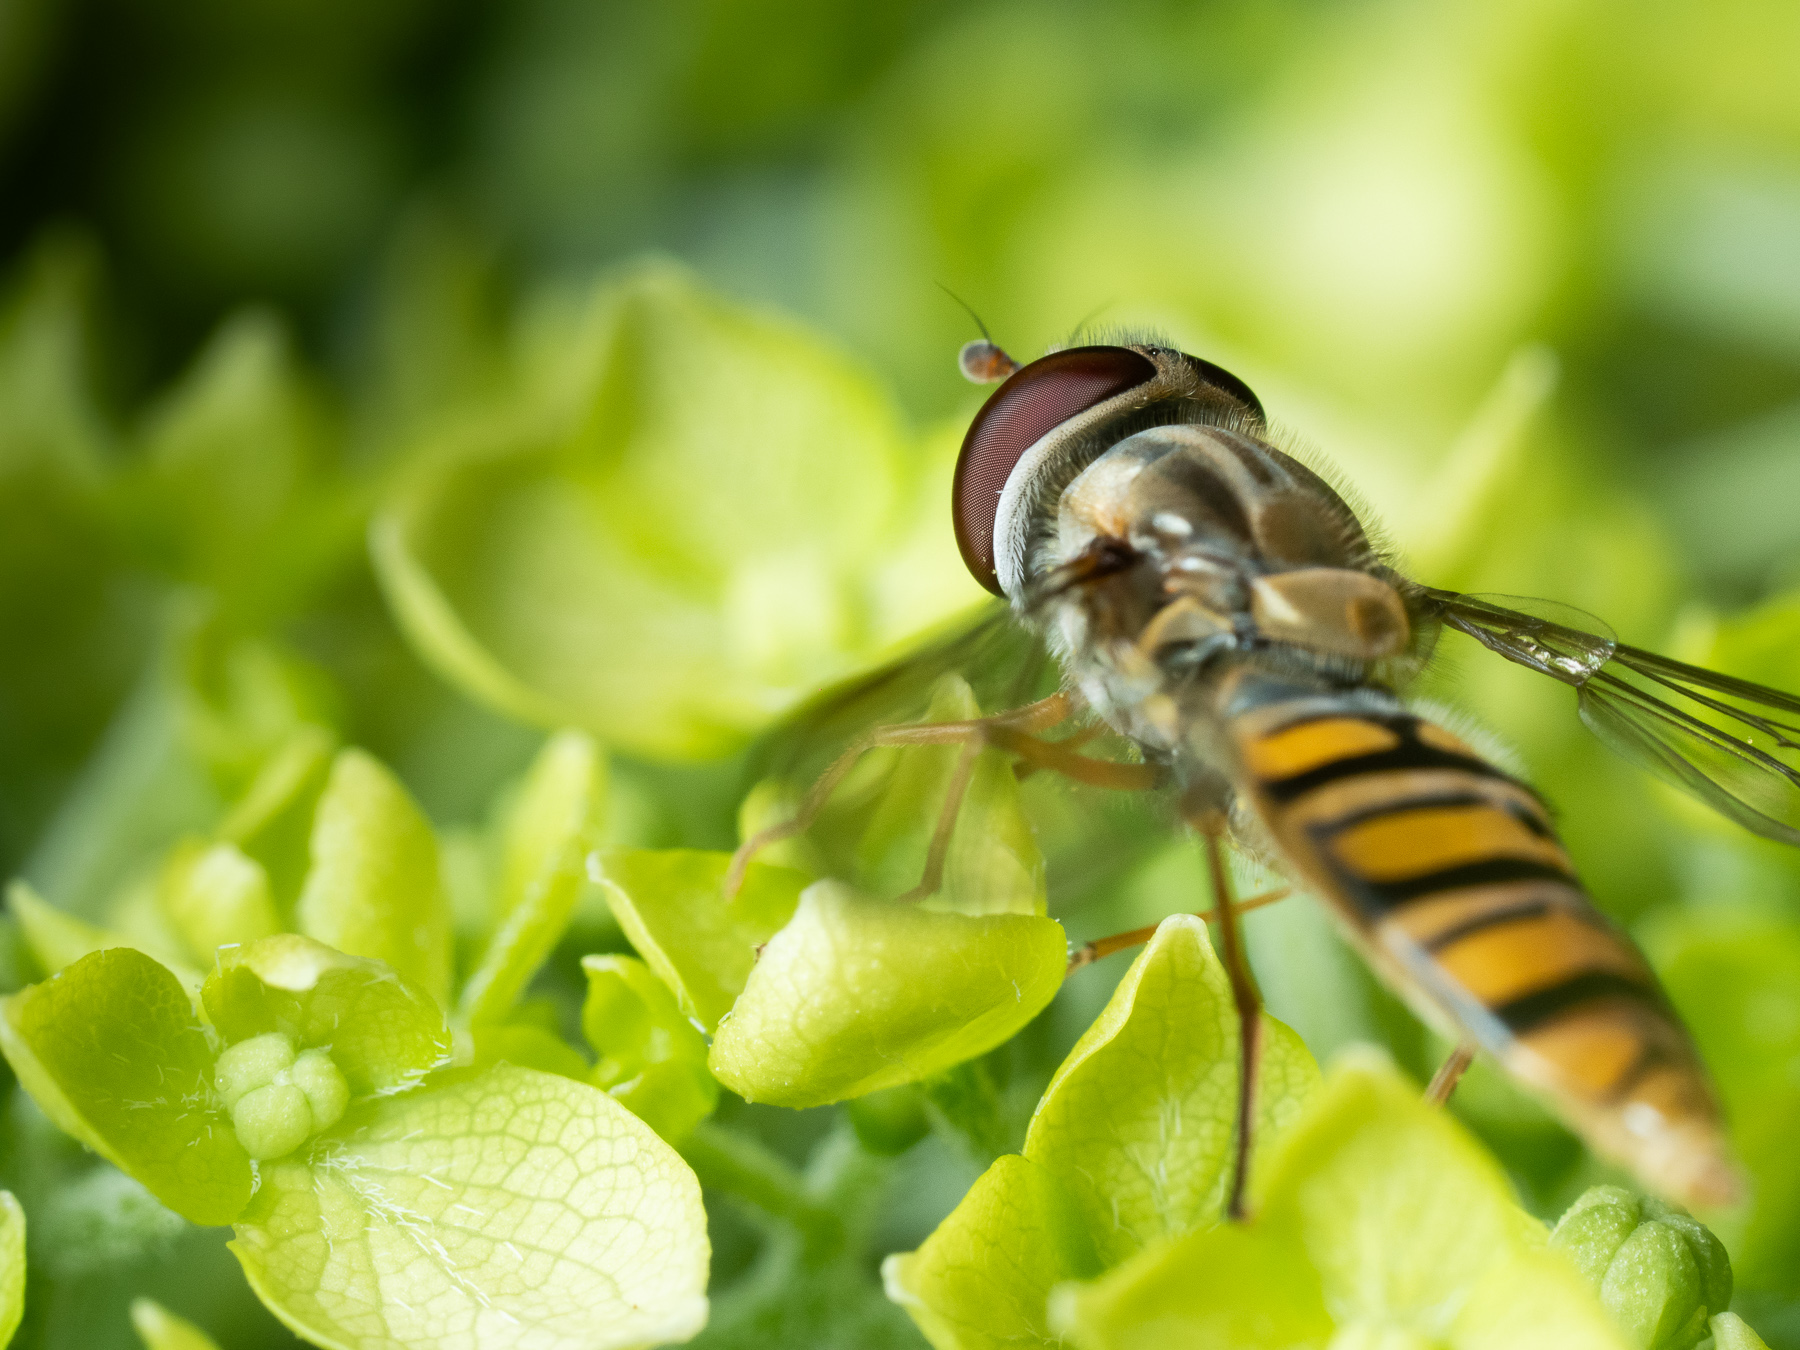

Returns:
746,602,1051,785
1421,587,1800,846
743,601,1172,915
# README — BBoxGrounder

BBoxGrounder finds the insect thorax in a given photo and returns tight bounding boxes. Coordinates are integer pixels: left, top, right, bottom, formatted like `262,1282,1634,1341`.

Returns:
1026,421,1431,776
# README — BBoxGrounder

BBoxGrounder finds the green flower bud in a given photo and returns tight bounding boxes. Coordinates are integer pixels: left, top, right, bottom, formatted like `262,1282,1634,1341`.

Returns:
232,1083,313,1160
290,1048,349,1132
1550,1184,1732,1350
215,1031,353,1157
214,1031,296,1109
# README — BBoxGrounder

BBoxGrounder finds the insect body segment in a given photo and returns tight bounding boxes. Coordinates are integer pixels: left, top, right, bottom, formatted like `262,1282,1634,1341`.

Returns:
1229,688,1734,1206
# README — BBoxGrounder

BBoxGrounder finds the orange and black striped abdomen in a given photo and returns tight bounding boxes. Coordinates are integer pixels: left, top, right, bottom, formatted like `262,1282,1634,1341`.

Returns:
1229,694,1738,1205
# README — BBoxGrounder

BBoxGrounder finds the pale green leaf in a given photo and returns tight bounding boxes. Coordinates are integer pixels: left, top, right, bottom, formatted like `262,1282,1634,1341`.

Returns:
216,724,337,918
295,749,453,1006
459,730,606,1026
707,880,1066,1107
883,1154,1099,1350
231,1064,710,1350
0,1191,21,1350
853,674,1045,917
592,848,805,1032
202,934,451,1095
1049,1220,1331,1350
1707,1313,1772,1350
6,879,202,993
158,839,281,964
1024,914,1320,1265
1053,1056,1628,1350
0,948,253,1225
467,1022,592,1081
582,954,717,1142
130,1297,223,1350
371,261,968,761
128,310,354,625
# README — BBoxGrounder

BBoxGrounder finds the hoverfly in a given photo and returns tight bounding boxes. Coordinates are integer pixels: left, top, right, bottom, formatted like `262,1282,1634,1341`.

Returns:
735,332,1800,1217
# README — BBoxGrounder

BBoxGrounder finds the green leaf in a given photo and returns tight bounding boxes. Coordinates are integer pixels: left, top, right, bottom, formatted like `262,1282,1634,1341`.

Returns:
882,1154,1100,1350
592,848,805,1032
294,748,453,1006
202,934,451,1095
1049,1218,1332,1350
371,261,983,760
1706,1313,1772,1350
582,953,717,1142
127,310,354,625
1053,1055,1628,1350
707,880,1066,1107
467,1022,592,1081
130,1298,223,1350
6,879,201,992
0,947,253,1225
231,1064,710,1350
157,839,281,964
1550,1185,1732,1350
215,724,336,918
1024,914,1320,1265
853,674,1045,917
0,1190,22,1350
459,730,606,1026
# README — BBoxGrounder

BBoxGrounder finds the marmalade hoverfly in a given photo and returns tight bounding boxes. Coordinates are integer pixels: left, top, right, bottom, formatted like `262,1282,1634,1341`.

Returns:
734,333,1800,1217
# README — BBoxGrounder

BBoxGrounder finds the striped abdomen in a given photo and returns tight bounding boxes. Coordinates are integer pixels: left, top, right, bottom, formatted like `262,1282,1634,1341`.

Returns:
1227,687,1739,1206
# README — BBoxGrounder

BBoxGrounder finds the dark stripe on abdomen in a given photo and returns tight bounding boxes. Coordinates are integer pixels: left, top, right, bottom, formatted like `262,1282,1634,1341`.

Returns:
1492,970,1670,1034
1263,738,1519,806
1340,857,1578,918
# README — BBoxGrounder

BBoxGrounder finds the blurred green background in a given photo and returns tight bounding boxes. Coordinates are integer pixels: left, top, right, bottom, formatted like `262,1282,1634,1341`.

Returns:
4,0,1800,1347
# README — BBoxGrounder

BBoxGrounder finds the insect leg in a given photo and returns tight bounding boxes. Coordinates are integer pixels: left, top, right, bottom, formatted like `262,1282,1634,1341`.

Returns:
725,692,1079,900
1424,1042,1477,1106
890,739,983,904
1064,888,1291,973
1180,809,1265,1221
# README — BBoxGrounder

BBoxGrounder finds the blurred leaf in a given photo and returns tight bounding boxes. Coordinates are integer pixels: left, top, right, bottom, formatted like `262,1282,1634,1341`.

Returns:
1024,915,1319,1266
126,310,356,624
215,723,336,919
294,748,452,1005
130,1298,222,1350
1707,1313,1773,1350
24,615,336,918
0,948,253,1225
372,261,983,760
466,1021,591,1081
7,879,200,993
0,1189,20,1350
593,847,805,1032
459,729,605,1026
707,880,1065,1107
582,953,717,1142
0,238,138,879
231,1065,711,1350
202,934,450,1096
882,1154,1099,1350
157,840,281,965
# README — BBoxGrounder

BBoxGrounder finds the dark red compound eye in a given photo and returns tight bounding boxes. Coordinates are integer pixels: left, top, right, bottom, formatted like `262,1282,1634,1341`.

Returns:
952,346,1157,595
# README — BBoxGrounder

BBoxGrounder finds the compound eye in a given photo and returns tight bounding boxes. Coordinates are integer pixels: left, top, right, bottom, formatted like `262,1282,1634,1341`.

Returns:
1185,354,1264,423
952,345,1156,595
